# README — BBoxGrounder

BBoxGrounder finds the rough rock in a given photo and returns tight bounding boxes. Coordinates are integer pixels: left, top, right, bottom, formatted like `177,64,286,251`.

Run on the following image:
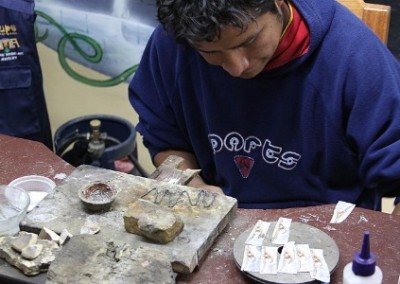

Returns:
21,244,43,260
79,219,101,235
0,233,60,276
39,227,61,243
131,245,176,284
46,234,175,284
59,229,73,245
124,199,184,244
11,232,38,252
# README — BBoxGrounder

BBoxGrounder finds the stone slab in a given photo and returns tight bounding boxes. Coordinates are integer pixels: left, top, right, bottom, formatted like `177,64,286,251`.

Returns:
46,234,176,284
22,165,237,274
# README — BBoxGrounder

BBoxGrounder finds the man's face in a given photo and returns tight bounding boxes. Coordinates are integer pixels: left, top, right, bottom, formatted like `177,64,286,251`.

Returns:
192,5,285,79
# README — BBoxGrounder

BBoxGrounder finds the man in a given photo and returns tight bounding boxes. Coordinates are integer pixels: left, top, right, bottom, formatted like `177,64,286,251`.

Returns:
0,0,53,150
129,0,400,214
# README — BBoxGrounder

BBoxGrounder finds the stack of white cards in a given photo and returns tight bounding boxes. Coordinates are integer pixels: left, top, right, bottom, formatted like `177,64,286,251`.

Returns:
241,218,330,283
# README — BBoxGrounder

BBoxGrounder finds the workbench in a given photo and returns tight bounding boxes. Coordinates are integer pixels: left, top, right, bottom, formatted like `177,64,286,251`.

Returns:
0,134,399,284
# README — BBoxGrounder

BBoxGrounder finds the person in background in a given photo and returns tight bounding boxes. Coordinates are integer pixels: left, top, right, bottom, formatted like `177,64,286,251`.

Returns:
129,0,400,214
0,0,53,150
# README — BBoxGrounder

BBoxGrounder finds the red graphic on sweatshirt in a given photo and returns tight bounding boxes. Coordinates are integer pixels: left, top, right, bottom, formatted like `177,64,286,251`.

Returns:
234,156,255,178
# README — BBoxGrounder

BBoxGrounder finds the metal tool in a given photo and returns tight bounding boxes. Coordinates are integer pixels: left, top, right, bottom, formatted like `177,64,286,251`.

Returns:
148,155,200,185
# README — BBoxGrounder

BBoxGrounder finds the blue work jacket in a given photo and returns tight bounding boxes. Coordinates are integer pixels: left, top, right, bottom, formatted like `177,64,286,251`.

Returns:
0,0,52,149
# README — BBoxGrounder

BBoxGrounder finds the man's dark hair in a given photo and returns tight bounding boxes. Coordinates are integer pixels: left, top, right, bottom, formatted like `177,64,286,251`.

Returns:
157,0,277,44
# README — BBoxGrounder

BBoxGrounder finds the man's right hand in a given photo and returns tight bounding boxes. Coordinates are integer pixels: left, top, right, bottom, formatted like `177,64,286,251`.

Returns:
187,174,224,195
154,150,224,195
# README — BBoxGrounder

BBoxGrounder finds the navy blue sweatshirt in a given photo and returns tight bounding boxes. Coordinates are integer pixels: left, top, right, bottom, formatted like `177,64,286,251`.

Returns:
129,0,400,210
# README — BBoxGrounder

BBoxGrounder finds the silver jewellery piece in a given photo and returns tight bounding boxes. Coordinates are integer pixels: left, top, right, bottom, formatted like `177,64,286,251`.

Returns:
330,201,355,223
245,220,271,246
241,244,262,272
277,241,299,274
310,248,330,283
141,186,217,208
296,244,314,273
272,217,292,244
260,246,278,274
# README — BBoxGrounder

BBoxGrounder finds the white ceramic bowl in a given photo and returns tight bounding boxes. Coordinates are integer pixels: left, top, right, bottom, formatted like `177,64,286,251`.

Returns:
8,175,56,211
0,185,30,236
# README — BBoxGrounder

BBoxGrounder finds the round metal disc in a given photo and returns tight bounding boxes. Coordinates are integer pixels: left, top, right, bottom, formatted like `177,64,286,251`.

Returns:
233,221,340,284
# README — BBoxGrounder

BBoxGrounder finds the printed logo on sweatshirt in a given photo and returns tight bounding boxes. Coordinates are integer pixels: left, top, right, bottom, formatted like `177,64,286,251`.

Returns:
209,132,301,178
234,155,255,178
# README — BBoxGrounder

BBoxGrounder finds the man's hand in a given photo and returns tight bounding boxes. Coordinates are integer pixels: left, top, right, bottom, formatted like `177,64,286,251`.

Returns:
187,174,224,195
154,150,224,195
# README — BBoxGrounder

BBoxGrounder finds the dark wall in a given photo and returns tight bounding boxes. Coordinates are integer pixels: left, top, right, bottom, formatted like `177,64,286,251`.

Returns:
368,0,400,60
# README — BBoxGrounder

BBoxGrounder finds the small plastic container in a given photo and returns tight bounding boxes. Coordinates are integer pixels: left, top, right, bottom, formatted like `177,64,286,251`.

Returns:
0,185,30,236
8,175,56,212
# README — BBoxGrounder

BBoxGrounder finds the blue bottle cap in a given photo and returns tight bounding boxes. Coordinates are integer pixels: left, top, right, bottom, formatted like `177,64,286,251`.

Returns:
352,231,376,276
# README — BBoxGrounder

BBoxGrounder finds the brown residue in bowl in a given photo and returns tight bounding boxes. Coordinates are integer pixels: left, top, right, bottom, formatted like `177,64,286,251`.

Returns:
83,183,114,202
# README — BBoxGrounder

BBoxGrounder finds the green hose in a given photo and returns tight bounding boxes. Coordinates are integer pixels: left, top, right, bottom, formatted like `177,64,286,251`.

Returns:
35,10,138,87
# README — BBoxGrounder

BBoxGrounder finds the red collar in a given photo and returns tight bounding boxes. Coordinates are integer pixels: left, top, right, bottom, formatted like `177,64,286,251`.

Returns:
264,3,310,71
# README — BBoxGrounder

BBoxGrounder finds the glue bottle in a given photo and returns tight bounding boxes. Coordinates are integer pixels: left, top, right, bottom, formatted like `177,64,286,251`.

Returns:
342,231,383,284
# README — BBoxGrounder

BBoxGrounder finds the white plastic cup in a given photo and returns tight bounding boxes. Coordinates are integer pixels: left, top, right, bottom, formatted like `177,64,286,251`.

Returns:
0,185,30,236
8,175,56,212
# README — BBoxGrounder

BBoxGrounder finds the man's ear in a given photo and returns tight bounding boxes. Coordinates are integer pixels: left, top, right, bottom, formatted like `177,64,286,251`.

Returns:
274,0,285,10
274,0,285,16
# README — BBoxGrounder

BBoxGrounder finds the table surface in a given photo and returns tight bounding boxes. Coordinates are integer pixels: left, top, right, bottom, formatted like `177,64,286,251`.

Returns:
0,134,399,284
